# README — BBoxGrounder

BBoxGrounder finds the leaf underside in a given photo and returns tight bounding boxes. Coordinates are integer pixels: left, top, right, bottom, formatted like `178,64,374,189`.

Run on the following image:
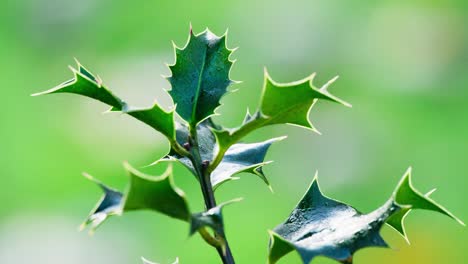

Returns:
164,120,284,189
80,162,190,233
190,198,242,238
268,168,463,264
81,161,239,240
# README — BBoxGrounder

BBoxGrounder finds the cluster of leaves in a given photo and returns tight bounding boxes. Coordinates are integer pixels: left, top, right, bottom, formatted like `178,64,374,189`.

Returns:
35,27,463,263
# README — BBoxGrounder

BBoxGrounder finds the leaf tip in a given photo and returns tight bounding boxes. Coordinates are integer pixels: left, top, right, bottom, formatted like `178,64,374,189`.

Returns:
268,184,275,193
223,27,229,37
30,91,43,97
313,170,319,182
73,57,82,67
82,172,93,181
263,67,272,80
393,167,465,227
189,22,193,34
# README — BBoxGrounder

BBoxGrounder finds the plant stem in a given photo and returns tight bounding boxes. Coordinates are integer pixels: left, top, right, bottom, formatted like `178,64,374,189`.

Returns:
189,124,236,264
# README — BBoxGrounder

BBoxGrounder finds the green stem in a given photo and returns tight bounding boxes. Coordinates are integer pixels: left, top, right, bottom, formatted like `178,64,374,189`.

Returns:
189,125,236,264
170,139,190,157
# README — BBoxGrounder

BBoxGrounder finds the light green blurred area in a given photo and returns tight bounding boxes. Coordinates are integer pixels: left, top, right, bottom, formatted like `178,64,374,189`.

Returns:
0,0,467,263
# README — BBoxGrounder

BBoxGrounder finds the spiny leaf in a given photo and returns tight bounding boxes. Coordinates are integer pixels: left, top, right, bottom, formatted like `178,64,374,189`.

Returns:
392,167,463,225
80,173,123,233
80,161,239,245
32,60,176,140
269,172,390,264
167,27,236,125
268,169,463,264
210,136,286,189
190,198,242,237
123,162,190,221
386,168,465,243
259,70,351,132
207,72,351,169
385,187,437,244
163,120,283,189
80,162,190,232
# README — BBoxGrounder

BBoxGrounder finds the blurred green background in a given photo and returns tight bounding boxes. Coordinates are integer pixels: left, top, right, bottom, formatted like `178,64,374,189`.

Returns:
0,0,466,263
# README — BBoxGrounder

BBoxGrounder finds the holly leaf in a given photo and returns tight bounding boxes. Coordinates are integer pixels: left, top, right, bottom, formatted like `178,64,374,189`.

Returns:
32,60,176,140
80,162,190,233
207,72,351,171
164,120,284,190
167,27,236,125
123,162,190,221
268,169,463,264
190,198,242,237
80,173,123,233
210,136,286,189
385,168,464,242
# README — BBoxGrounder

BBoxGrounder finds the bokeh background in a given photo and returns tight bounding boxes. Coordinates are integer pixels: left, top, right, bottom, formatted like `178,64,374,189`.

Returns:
1,0,467,263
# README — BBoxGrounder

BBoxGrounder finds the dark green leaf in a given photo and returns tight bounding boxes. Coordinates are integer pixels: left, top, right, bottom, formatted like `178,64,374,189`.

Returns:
167,28,236,125
190,198,242,237
80,162,190,233
210,136,286,189
32,60,176,140
80,173,123,233
268,169,463,264
164,120,283,189
123,162,190,221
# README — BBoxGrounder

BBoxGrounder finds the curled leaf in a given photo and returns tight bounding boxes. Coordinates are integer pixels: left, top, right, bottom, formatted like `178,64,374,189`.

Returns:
80,162,191,233
210,136,286,189
190,198,242,237
164,120,283,190
80,173,123,233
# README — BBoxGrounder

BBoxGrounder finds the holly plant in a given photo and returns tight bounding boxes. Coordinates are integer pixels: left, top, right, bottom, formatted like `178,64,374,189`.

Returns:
34,27,464,264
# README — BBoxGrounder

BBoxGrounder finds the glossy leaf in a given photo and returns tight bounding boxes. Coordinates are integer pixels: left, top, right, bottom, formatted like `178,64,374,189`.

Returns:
123,162,190,221
167,28,236,125
207,72,351,168
164,120,283,189
268,169,463,264
80,173,123,233
32,60,176,140
210,136,286,189
259,70,351,131
386,168,465,242
80,162,190,232
190,198,242,237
